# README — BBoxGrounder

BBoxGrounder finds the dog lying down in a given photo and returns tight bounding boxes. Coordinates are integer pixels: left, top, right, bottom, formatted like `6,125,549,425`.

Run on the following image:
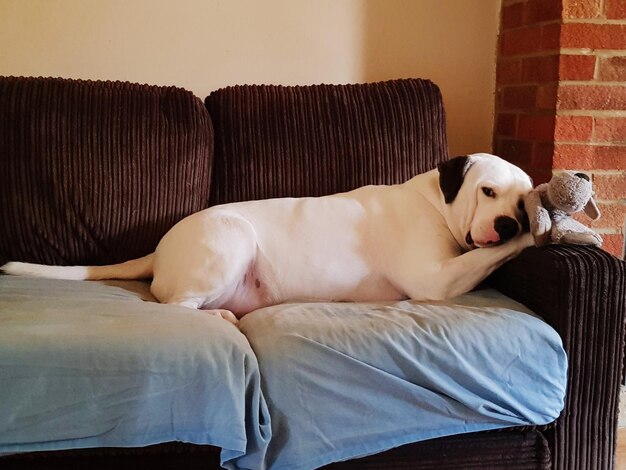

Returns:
2,153,534,324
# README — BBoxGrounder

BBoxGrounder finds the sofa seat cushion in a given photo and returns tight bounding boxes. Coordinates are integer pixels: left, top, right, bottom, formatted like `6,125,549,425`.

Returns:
238,289,567,470
0,276,270,469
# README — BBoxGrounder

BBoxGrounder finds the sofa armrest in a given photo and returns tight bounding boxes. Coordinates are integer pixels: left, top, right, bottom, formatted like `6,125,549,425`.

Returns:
487,245,626,470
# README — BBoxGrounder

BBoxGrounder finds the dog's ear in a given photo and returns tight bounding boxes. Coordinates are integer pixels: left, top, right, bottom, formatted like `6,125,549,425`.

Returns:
438,155,473,204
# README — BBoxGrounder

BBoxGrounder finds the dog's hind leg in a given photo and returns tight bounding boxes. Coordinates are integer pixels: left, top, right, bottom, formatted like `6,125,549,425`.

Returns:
150,209,258,320
172,297,240,325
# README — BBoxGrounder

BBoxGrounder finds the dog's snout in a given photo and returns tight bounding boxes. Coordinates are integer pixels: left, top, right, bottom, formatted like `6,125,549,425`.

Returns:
494,216,519,242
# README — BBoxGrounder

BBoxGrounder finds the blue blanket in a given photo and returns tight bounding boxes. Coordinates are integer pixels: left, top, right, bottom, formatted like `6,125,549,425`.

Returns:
239,290,567,469
0,276,566,470
0,276,270,469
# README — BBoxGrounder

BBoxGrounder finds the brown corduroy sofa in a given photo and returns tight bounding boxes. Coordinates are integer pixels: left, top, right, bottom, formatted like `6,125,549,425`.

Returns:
0,76,624,470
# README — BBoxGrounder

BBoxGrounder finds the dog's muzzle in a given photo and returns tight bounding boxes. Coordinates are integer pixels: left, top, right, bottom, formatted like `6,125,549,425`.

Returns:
466,216,520,248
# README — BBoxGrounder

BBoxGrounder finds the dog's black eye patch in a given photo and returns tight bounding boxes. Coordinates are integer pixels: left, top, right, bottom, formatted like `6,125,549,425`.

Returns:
438,156,472,204
482,187,496,198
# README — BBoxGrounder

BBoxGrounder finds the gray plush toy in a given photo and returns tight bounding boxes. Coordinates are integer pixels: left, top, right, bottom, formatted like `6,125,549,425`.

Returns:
524,171,602,247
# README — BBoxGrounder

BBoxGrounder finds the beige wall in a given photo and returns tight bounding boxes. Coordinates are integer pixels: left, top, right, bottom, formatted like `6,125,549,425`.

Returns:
0,0,500,156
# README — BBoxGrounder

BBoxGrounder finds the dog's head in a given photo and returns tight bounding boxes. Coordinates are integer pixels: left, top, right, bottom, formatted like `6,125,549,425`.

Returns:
438,153,533,250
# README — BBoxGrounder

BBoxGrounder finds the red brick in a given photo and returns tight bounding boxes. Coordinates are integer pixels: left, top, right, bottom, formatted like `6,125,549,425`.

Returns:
518,114,556,140
497,139,534,166
503,86,538,110
559,55,596,81
493,137,506,157
563,0,602,19
496,113,518,137
500,26,543,56
528,169,553,185
541,23,561,51
524,0,562,24
601,234,624,259
522,55,560,83
593,173,626,199
578,202,626,229
555,115,594,142
605,0,626,19
497,59,522,85
531,142,555,169
594,147,626,170
536,84,558,110
554,144,626,169
594,117,626,143
598,56,626,82
561,23,626,49
554,144,591,168
502,2,525,29
557,85,626,111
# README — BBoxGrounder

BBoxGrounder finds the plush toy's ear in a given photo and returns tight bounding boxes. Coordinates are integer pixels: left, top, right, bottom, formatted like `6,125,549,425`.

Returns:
438,156,474,204
575,172,601,220
584,196,601,220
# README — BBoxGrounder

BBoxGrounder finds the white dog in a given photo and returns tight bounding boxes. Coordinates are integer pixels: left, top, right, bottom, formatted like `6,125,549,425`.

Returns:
2,153,534,323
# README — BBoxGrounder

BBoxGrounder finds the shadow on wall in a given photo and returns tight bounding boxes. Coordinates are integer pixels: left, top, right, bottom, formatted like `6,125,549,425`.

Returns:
361,0,501,157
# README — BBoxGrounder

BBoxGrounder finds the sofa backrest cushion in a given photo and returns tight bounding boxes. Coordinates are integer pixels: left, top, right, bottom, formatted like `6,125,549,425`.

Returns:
205,79,448,205
0,77,213,266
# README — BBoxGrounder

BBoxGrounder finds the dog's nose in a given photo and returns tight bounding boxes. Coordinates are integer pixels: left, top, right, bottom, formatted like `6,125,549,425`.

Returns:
494,216,519,242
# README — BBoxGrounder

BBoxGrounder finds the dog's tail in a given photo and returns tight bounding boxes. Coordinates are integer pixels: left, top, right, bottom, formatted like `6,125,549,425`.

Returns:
0,254,154,281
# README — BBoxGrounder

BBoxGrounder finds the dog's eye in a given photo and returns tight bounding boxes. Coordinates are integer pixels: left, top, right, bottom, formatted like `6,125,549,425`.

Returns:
482,187,496,198
517,199,525,211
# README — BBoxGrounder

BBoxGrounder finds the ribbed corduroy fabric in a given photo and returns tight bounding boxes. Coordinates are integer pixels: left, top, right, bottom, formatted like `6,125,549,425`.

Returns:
0,76,213,266
205,79,448,205
489,245,626,470
1,431,550,470
324,431,551,470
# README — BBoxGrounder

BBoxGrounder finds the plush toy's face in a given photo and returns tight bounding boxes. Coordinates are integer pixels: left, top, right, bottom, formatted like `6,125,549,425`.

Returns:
547,172,594,213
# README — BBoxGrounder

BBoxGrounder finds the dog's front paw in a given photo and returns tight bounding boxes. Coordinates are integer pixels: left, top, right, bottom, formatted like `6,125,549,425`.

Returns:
518,232,536,250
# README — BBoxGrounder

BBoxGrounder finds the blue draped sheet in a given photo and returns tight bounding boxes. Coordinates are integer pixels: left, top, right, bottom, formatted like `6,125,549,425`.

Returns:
238,290,567,470
0,276,270,469
0,276,567,470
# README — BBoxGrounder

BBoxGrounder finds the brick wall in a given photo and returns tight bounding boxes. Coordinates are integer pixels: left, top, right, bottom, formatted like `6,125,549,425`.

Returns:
494,0,626,258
